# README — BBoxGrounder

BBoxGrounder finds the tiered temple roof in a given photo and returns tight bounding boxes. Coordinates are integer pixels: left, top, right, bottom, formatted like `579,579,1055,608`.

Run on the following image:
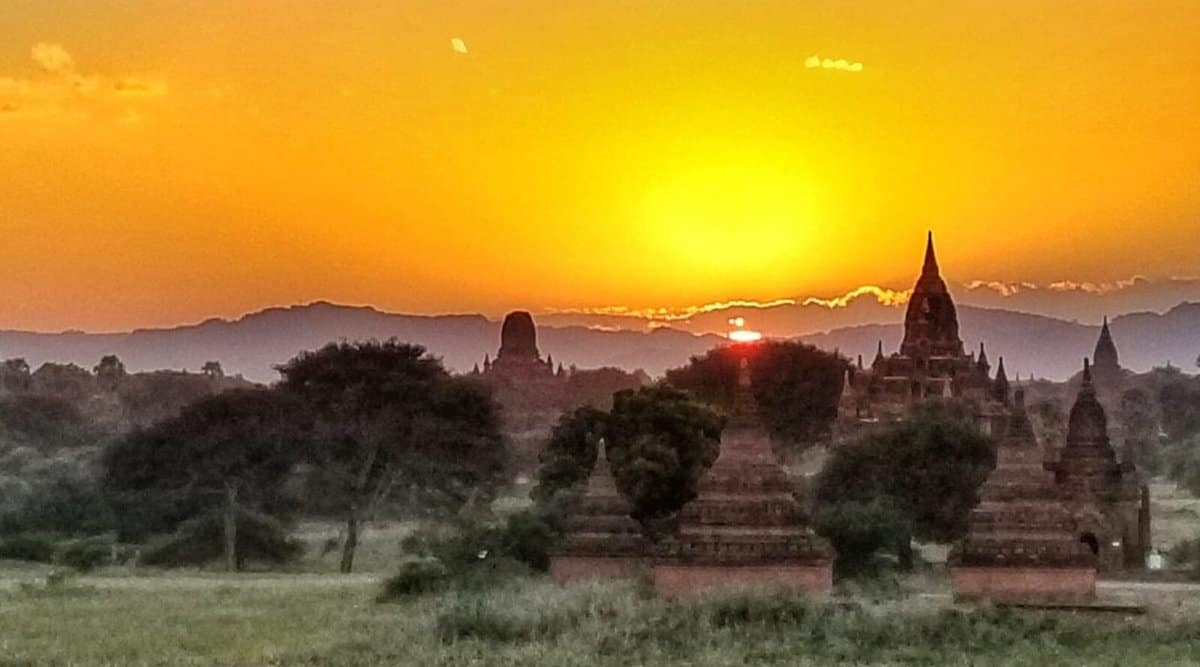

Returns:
658,357,832,566
953,389,1094,568
554,447,644,559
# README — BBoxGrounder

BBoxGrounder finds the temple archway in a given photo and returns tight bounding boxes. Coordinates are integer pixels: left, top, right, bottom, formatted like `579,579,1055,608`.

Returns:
1079,532,1100,556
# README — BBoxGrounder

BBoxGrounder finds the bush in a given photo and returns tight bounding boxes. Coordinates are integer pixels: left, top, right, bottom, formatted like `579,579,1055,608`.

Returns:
815,497,913,579
53,534,135,572
378,559,452,601
386,510,556,599
141,510,303,569
0,532,62,563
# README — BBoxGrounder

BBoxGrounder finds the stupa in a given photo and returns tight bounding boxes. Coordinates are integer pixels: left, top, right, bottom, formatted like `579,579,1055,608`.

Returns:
1048,359,1150,571
652,348,833,596
950,388,1097,602
549,444,646,583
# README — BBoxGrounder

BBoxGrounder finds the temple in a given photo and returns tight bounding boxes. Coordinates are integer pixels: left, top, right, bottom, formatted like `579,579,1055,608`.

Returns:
652,349,833,596
1047,359,1150,571
549,445,646,583
950,388,1097,602
839,233,1008,435
476,311,561,383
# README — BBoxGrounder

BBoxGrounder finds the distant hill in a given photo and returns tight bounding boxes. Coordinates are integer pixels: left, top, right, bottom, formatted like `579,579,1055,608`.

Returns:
1,301,1196,383
803,303,1200,381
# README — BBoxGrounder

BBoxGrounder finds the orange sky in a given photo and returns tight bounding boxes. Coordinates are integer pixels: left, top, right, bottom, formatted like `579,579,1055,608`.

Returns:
1,1,1198,332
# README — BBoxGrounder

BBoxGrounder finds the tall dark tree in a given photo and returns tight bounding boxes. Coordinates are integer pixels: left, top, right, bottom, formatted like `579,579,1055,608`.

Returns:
277,340,507,573
604,386,723,521
531,406,607,504
1160,378,1200,443
665,341,846,452
102,388,303,570
1119,388,1157,467
816,403,995,543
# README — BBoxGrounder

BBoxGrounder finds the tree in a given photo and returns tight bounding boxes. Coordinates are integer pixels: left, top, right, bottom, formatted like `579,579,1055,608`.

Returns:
1119,388,1157,468
102,388,304,570
93,355,127,390
530,406,607,505
1,358,32,394
816,403,995,543
665,341,846,452
277,340,507,573
1160,378,1200,442
604,386,723,521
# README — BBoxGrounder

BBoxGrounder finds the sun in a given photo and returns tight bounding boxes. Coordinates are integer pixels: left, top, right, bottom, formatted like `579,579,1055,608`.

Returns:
640,163,818,284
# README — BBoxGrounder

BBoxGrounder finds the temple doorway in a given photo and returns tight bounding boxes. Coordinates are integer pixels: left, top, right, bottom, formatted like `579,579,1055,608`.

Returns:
1079,532,1099,556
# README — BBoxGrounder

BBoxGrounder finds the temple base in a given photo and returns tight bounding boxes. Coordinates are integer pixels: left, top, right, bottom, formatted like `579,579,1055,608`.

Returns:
550,555,645,584
951,566,1096,603
652,562,833,598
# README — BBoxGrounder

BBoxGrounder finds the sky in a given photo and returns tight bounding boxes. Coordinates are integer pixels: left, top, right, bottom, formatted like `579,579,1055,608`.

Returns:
1,1,1198,333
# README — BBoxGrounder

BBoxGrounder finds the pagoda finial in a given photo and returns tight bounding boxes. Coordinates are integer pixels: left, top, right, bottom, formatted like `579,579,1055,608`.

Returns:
872,340,885,367
922,230,940,276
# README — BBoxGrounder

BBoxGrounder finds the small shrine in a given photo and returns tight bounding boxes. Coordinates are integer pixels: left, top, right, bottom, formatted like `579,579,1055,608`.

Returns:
652,348,833,596
548,444,646,583
950,388,1097,602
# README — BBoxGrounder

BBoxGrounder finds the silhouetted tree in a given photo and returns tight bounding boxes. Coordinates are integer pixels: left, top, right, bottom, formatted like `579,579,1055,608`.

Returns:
1119,388,1157,468
277,341,507,573
816,403,995,543
666,341,846,452
1160,378,1200,442
94,355,126,390
604,386,723,521
102,388,304,569
531,406,607,505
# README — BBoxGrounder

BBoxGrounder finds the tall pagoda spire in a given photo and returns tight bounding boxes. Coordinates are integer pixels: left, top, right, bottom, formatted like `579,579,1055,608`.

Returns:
900,231,964,359
922,230,940,277
1093,316,1120,372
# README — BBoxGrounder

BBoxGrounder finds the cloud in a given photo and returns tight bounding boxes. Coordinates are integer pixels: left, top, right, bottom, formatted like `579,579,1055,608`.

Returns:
32,42,75,74
113,77,168,97
451,38,468,54
805,54,864,72
803,285,910,308
1,43,167,123
1047,276,1148,294
546,299,799,323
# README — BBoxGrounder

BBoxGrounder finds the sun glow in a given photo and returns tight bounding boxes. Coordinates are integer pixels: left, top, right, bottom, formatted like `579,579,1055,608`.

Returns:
728,329,763,343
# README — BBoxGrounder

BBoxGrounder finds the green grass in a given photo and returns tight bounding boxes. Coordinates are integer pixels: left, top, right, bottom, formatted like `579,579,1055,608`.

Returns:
3,574,1200,666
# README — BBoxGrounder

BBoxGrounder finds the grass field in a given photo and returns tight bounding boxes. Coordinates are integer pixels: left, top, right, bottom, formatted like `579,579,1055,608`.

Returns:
2,480,1199,666
4,571,1200,666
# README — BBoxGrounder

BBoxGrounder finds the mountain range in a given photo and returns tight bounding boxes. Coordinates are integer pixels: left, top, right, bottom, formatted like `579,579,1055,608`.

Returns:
2,300,1198,384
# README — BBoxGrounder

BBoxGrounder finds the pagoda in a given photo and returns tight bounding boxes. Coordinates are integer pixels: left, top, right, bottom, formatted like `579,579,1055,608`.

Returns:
950,388,1097,602
1048,359,1149,571
652,349,833,596
838,232,1002,434
549,444,646,583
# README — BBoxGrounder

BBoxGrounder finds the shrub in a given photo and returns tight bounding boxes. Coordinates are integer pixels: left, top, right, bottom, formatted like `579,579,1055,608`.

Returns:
815,497,913,579
141,510,303,569
53,534,135,572
378,559,451,601
0,532,62,563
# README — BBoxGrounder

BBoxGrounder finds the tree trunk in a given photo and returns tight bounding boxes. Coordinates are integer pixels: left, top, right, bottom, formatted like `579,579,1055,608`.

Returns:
223,481,238,573
340,503,359,574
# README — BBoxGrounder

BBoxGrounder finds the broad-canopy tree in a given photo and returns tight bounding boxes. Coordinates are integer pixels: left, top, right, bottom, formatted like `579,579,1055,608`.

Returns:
276,340,507,573
530,405,608,505
604,386,723,521
665,341,846,452
816,403,995,545
102,388,304,570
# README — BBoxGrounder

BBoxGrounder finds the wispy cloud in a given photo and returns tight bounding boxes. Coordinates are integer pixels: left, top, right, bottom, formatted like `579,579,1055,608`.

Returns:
31,42,74,74
802,285,909,308
547,299,800,322
805,54,864,72
0,43,167,123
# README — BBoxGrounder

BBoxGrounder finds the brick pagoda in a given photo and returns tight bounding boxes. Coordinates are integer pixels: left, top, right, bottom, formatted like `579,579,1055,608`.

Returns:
950,388,1097,602
653,350,833,596
549,444,646,583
